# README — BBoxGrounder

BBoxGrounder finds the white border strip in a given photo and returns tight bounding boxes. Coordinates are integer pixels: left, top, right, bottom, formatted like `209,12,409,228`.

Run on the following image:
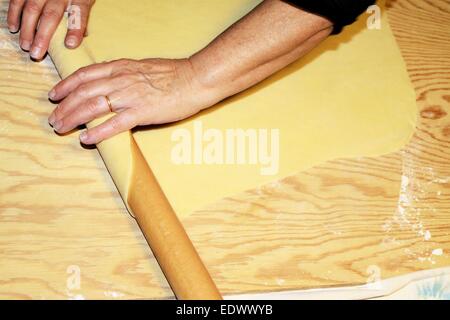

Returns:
224,267,450,300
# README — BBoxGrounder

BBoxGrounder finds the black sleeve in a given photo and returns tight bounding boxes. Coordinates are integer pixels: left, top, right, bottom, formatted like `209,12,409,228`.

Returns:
285,0,376,34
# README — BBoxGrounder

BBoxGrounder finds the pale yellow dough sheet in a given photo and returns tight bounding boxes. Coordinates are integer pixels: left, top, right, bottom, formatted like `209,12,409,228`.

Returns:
48,0,417,218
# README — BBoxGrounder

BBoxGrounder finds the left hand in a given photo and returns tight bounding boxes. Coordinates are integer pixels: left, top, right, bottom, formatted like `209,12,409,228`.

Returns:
7,0,94,60
48,58,219,144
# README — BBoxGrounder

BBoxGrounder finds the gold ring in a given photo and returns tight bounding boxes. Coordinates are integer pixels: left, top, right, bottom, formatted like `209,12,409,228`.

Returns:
105,95,113,112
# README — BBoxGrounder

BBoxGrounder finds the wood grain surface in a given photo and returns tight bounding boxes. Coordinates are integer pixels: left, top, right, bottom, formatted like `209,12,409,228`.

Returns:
0,0,449,299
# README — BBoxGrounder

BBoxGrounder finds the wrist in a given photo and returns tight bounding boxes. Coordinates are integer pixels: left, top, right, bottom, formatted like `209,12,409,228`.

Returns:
187,52,237,107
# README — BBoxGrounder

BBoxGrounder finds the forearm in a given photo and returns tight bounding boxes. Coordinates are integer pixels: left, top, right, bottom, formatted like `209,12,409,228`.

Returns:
189,0,333,103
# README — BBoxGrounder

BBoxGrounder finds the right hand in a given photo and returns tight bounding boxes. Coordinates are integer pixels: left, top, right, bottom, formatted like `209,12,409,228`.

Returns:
7,0,95,60
47,58,220,144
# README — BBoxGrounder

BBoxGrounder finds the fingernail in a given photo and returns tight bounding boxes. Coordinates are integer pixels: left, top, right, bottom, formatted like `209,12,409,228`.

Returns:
48,89,56,100
8,25,18,33
21,40,31,51
48,113,56,126
31,47,42,59
79,131,89,143
65,36,77,48
53,120,63,131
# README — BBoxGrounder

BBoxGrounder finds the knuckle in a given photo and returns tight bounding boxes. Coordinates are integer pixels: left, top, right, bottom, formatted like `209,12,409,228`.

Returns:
111,58,136,73
85,99,98,115
114,71,134,81
115,58,131,65
76,2,90,13
24,1,42,14
75,84,88,97
128,111,139,127
96,61,109,70
41,7,61,20
109,117,122,131
10,0,23,8
76,68,88,81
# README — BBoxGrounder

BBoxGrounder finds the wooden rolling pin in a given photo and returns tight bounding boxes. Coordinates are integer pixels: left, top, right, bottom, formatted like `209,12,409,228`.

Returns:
49,16,220,300
127,137,222,300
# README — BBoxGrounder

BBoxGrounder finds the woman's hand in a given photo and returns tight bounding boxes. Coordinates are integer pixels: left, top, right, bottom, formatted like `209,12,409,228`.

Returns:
7,0,94,60
48,58,220,145
48,0,332,145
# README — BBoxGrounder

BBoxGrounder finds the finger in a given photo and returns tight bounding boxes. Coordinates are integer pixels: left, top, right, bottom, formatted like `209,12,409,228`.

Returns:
65,0,92,48
49,60,129,100
30,0,66,60
49,74,136,125
102,84,141,110
7,0,26,32
53,96,110,134
79,110,139,144
20,0,45,51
